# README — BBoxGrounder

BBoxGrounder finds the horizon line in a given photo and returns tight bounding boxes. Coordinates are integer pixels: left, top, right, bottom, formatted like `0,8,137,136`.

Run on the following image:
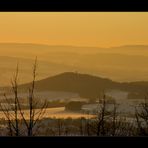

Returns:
0,42,148,49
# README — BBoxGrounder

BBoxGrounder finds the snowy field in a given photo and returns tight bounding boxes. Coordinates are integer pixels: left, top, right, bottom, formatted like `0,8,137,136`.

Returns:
0,91,87,102
82,89,143,117
0,90,144,119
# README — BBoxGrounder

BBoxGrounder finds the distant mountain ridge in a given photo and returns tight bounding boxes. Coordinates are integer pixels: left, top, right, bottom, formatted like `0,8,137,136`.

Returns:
1,43,148,86
1,42,148,52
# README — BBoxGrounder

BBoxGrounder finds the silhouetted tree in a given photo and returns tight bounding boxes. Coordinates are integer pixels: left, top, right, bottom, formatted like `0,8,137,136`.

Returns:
135,94,148,136
0,57,48,136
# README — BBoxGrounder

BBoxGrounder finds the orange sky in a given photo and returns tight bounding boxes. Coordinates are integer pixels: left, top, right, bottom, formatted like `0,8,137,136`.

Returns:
0,12,148,48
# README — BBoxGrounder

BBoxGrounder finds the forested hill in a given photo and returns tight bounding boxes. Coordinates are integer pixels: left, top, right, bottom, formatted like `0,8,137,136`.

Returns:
17,72,148,99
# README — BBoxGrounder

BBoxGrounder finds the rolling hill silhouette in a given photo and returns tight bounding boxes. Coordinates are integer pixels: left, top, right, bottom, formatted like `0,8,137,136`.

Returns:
18,72,148,99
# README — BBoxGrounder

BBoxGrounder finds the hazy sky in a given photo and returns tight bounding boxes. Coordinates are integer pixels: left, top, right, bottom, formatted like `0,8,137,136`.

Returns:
0,12,148,47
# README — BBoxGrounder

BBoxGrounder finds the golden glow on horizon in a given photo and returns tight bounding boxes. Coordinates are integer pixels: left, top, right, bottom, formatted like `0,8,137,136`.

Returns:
0,12,148,47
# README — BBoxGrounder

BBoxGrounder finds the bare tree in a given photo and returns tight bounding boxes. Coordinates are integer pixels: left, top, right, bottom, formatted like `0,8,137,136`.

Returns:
89,93,127,136
85,112,91,136
0,63,20,136
135,94,148,136
97,94,108,136
57,119,63,136
110,101,118,136
79,117,85,136
0,57,48,136
11,63,19,136
89,93,109,136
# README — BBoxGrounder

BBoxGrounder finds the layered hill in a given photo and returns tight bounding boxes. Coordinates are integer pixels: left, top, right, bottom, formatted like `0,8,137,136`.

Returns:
17,72,148,99
1,43,148,86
